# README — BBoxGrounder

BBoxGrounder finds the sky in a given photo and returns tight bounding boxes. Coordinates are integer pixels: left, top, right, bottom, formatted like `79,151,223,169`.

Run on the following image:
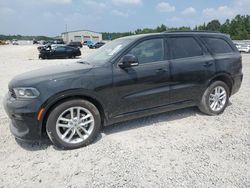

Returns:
0,0,250,36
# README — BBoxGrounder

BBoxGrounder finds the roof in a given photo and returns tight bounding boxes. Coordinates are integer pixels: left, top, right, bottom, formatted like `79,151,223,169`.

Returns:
119,33,163,40
164,30,229,37
62,29,101,35
119,31,227,40
164,30,221,34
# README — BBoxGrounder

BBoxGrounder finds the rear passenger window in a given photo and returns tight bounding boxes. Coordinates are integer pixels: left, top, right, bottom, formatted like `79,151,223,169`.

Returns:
202,37,233,54
168,37,203,59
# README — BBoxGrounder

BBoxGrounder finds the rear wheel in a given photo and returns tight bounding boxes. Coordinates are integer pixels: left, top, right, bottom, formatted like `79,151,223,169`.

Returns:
199,81,229,115
46,99,101,149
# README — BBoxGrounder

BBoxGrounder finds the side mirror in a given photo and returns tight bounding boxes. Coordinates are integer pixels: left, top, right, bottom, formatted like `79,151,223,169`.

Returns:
119,54,139,68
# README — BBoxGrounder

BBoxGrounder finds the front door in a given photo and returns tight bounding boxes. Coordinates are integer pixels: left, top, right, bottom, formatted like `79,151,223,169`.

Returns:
112,37,171,117
54,47,66,58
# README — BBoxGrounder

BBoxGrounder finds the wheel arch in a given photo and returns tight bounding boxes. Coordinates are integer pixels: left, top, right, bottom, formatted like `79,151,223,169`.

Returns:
208,73,233,96
39,90,107,135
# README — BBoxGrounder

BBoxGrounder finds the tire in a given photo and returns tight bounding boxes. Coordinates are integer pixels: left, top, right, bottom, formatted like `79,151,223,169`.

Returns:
199,81,229,116
46,99,101,149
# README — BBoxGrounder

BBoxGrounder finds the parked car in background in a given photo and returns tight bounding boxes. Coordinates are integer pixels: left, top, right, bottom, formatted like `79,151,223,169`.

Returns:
33,40,38,44
12,39,19,45
54,39,64,44
237,43,250,53
38,40,48,45
37,43,51,51
0,40,7,45
3,31,243,149
83,40,95,47
39,45,81,59
67,41,82,48
37,44,65,51
89,41,105,49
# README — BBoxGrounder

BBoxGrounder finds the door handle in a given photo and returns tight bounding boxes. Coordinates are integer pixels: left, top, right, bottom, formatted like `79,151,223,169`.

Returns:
203,61,213,67
155,68,167,74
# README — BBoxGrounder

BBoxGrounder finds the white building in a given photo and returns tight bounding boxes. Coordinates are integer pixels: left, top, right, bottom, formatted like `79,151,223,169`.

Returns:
62,30,102,44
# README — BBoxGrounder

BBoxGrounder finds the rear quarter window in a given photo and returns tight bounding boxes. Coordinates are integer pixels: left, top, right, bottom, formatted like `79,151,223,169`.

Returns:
168,37,203,59
202,37,234,54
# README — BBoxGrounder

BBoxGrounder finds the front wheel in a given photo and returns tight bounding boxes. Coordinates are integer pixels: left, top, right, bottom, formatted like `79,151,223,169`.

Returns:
41,55,47,59
46,99,101,149
199,81,229,115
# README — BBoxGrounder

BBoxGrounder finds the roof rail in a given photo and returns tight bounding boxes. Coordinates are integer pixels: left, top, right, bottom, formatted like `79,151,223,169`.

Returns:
164,30,221,33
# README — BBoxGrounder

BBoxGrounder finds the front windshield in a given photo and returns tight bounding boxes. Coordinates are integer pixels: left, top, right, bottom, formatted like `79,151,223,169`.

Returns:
82,38,134,65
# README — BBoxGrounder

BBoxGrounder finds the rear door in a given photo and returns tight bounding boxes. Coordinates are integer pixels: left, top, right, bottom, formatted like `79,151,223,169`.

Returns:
112,37,171,116
200,36,241,76
167,35,216,103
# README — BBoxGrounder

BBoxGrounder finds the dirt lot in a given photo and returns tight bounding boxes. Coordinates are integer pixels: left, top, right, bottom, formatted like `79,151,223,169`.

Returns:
0,45,249,187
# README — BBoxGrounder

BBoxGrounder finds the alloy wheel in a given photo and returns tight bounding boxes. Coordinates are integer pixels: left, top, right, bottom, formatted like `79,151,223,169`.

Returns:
55,107,95,144
209,86,227,112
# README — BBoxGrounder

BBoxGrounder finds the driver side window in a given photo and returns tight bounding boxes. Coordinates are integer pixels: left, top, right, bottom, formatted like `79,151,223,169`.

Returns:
128,38,164,64
56,47,64,51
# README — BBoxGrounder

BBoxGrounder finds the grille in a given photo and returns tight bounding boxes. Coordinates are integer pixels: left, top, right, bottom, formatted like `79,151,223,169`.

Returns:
9,89,16,98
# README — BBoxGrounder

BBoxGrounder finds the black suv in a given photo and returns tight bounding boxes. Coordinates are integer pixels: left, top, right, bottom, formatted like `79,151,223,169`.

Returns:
3,31,243,149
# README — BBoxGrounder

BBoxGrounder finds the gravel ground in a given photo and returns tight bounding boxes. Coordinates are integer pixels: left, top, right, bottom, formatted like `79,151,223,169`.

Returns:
0,45,249,188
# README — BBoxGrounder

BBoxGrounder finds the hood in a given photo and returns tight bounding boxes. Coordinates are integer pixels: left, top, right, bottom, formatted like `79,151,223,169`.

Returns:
9,62,93,89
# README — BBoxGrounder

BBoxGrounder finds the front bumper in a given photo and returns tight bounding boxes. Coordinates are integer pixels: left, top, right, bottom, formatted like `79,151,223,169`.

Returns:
76,51,81,56
3,93,42,141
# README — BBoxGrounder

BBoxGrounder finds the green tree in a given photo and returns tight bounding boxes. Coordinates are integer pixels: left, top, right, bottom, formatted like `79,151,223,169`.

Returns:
156,24,167,32
197,23,207,30
206,20,221,31
220,19,230,33
229,15,250,39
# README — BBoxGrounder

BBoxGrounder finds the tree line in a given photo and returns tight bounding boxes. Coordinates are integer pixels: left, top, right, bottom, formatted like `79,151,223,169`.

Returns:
0,35,54,41
1,14,249,41
103,14,250,40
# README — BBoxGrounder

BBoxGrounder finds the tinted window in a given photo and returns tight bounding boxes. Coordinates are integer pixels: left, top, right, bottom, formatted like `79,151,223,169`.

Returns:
168,37,203,59
202,37,233,54
128,38,164,64
56,47,65,51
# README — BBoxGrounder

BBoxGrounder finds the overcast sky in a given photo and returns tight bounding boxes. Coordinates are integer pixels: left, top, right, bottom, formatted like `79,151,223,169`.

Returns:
0,0,250,36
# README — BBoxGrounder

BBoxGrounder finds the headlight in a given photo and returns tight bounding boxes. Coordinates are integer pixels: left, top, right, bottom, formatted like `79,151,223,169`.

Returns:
13,88,40,99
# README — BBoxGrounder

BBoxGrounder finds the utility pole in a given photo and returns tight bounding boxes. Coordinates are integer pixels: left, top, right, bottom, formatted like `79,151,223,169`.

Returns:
65,24,68,43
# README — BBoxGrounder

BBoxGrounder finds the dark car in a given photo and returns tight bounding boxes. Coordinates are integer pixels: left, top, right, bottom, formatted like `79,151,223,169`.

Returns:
4,31,243,149
53,39,65,44
33,40,38,44
37,43,51,51
89,42,105,49
67,41,82,48
39,46,81,59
